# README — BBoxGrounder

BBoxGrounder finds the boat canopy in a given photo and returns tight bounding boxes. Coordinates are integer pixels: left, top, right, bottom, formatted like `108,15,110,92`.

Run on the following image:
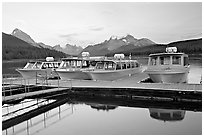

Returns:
148,53,189,66
95,60,140,70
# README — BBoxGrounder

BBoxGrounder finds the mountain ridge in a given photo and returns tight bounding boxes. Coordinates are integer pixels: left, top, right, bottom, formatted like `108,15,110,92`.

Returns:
11,28,83,55
81,34,156,56
2,32,68,60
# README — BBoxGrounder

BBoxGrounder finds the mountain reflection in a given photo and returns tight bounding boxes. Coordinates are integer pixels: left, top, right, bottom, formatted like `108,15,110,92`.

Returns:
149,108,186,122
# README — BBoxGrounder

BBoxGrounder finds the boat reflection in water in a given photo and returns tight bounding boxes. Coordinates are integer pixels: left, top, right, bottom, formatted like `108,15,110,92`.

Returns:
88,103,118,111
149,108,186,122
2,95,200,135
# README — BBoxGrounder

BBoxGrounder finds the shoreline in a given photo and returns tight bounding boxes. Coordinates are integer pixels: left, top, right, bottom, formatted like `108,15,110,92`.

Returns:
2,54,202,62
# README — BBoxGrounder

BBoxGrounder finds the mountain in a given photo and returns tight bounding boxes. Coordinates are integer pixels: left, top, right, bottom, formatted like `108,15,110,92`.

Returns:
111,38,202,57
37,42,54,50
11,28,83,55
53,44,83,56
11,28,42,48
81,34,155,56
2,32,68,60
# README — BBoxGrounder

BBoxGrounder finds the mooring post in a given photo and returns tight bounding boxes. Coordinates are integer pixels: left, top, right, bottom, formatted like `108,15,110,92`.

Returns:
58,106,61,119
70,79,72,90
24,79,26,94
10,79,12,96
26,120,29,135
36,72,37,85
43,112,46,128
46,71,48,85
58,76,59,90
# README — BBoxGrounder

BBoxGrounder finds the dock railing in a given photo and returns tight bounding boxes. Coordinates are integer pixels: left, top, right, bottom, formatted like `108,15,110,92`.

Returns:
2,74,73,100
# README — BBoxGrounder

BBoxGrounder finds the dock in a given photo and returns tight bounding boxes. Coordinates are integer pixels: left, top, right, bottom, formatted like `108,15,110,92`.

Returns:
2,73,202,131
2,73,202,104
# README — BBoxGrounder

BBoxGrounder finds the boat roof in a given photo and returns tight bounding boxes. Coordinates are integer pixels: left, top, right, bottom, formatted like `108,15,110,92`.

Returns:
97,59,139,64
28,60,60,63
149,52,188,57
61,57,93,61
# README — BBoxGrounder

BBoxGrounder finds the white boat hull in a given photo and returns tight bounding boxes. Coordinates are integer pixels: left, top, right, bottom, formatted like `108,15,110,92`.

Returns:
88,67,143,81
56,69,92,80
145,67,190,83
16,68,58,79
148,72,188,83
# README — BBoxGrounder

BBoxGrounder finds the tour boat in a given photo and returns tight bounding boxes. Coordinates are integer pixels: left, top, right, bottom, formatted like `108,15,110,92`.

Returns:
144,47,190,83
16,57,61,79
87,54,143,81
55,58,96,80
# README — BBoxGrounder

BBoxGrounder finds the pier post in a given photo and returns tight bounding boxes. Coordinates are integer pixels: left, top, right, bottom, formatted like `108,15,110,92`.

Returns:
70,80,72,90
35,72,37,85
58,76,59,90
9,79,12,96
24,79,26,93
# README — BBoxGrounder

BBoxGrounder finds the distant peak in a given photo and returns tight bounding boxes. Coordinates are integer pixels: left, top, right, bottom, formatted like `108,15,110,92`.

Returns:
11,28,23,35
126,34,134,38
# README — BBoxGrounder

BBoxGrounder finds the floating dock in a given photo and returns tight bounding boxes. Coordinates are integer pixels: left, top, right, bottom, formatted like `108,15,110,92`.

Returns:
2,73,202,104
2,73,202,131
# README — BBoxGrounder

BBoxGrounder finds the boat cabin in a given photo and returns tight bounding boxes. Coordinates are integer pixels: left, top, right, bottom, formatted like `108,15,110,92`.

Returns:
59,58,91,69
41,62,61,69
148,47,189,67
24,61,61,69
95,60,140,70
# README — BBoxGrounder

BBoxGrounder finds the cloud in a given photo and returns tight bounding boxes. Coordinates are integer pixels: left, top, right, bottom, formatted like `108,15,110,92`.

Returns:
181,32,202,39
59,33,78,38
89,26,104,31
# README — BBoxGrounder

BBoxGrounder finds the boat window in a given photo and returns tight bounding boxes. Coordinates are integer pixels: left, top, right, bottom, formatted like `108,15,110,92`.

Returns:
42,63,48,69
104,62,115,70
48,63,53,68
54,63,59,68
116,63,121,70
131,62,135,68
121,62,126,69
96,62,104,69
61,61,71,69
150,57,157,65
127,62,131,69
75,61,81,68
82,61,90,68
160,56,170,65
90,61,97,66
135,62,139,67
36,62,42,68
172,56,181,65
24,62,35,69
184,57,189,66
70,60,77,68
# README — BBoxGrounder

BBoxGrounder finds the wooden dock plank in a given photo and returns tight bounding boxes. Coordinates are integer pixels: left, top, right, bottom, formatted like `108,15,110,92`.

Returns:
2,87,69,102
2,72,202,93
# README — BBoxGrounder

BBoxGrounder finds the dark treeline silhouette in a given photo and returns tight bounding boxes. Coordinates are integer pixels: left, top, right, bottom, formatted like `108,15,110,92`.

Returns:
107,38,202,57
2,33,68,60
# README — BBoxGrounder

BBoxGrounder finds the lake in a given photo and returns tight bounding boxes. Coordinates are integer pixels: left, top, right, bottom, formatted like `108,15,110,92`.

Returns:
2,57,202,135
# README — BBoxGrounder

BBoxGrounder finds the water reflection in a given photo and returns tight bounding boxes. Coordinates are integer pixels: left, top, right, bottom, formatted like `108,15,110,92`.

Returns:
3,103,74,135
149,108,186,122
2,96,201,135
88,103,117,111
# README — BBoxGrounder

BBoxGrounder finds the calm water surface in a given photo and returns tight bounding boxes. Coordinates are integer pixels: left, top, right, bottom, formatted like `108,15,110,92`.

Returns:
2,99,202,135
2,57,202,135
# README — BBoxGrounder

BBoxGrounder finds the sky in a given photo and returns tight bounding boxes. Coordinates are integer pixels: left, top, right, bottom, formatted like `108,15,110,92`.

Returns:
2,2,202,48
